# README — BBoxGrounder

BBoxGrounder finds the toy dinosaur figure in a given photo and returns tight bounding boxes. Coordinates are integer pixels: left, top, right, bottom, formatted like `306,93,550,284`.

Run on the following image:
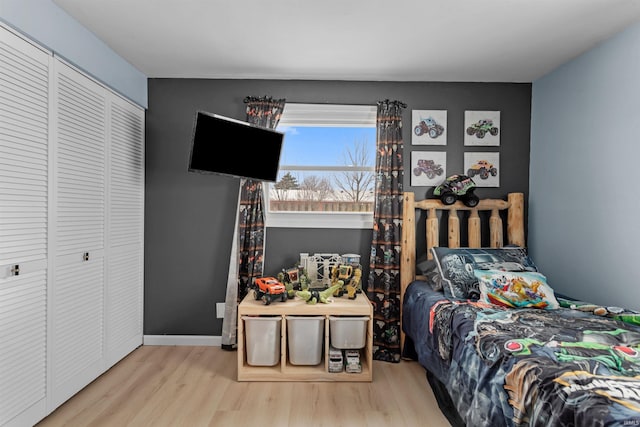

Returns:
296,284,342,304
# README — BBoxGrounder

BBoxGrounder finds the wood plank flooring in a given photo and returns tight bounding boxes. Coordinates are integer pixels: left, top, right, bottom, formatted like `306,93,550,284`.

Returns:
36,345,450,427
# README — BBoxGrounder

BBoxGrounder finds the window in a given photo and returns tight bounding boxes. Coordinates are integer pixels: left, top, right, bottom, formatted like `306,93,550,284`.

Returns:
266,103,377,229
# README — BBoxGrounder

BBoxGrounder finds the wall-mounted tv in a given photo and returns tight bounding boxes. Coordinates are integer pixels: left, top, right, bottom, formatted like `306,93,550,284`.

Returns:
188,111,284,182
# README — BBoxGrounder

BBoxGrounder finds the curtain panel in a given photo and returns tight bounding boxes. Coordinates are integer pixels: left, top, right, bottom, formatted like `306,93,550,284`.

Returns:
221,96,286,350
367,99,406,362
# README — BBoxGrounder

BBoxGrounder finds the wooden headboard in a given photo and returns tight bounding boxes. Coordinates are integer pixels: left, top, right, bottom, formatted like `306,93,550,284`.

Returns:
399,191,525,352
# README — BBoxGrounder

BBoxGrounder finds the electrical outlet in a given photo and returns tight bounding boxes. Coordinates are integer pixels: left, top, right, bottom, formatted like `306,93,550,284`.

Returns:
216,302,225,318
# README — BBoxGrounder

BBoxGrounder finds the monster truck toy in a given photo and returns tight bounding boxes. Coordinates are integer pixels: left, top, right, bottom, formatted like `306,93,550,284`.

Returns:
433,174,480,207
466,119,499,139
253,276,287,305
467,160,498,179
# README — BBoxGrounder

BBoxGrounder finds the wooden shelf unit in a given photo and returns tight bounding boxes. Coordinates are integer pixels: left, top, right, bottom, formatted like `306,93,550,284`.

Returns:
237,292,373,382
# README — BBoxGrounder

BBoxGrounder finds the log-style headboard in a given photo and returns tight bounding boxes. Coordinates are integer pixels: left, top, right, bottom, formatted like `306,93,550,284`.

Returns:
399,191,525,352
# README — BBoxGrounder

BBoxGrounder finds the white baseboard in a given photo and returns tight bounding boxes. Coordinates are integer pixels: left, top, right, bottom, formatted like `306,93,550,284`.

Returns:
143,335,221,346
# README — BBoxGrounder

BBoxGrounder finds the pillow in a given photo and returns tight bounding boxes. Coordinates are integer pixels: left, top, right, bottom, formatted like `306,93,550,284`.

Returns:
416,257,443,291
474,269,560,309
431,247,538,300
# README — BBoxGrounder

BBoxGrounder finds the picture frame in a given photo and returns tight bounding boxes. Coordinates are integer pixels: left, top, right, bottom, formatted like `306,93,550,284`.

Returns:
464,110,500,146
411,151,446,186
464,152,500,187
411,110,447,146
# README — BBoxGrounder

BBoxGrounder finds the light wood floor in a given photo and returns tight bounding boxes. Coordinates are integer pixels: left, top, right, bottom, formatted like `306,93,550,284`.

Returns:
36,345,450,427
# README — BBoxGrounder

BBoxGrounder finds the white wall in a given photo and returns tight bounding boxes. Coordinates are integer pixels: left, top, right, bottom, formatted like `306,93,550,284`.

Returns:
530,23,640,309
0,0,147,108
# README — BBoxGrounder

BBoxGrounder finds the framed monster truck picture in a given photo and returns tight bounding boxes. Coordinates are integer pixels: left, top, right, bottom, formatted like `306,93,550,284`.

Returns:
464,151,499,187
411,151,446,186
464,110,500,146
412,110,447,146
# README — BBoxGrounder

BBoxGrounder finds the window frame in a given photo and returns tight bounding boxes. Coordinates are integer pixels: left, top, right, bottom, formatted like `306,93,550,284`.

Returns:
265,103,377,229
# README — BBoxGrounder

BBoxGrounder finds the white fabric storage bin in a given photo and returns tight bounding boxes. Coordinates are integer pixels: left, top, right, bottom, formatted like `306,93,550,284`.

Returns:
243,316,281,366
286,316,324,365
329,316,368,349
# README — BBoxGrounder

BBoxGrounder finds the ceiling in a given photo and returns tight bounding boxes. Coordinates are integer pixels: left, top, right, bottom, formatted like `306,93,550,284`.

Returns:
53,0,640,82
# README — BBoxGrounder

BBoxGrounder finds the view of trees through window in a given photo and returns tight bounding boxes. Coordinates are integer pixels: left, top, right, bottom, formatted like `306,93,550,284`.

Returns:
269,126,376,213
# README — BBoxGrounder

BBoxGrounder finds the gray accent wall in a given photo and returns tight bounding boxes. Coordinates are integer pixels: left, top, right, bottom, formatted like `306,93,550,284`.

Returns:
0,0,148,108
530,22,640,310
145,79,531,335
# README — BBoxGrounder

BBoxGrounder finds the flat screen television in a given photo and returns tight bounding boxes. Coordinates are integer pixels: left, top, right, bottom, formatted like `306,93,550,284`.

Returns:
188,111,284,182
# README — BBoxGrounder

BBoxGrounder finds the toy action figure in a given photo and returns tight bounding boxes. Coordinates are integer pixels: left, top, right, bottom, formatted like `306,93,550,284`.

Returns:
277,265,310,299
330,263,362,299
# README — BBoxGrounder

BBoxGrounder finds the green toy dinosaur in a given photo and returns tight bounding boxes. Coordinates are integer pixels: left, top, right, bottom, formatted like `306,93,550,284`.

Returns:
296,284,342,304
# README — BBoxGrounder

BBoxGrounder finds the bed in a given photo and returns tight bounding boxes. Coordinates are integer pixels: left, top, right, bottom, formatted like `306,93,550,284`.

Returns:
399,192,640,427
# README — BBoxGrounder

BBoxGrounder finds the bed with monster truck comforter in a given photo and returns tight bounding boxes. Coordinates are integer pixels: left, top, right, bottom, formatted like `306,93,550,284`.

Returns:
402,280,640,427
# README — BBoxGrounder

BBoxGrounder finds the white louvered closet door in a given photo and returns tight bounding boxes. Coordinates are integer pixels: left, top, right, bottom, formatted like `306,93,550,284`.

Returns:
0,27,50,427
105,94,144,368
50,58,107,408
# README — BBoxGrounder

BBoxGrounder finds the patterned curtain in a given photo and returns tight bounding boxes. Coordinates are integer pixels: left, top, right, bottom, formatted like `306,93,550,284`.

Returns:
367,99,406,362
221,96,286,350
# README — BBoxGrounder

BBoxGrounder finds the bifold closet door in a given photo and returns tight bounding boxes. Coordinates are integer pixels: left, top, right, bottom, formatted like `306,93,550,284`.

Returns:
105,95,144,368
50,59,107,409
0,27,50,426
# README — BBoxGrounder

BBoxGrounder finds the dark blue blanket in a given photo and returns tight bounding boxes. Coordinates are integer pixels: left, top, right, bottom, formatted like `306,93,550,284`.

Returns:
402,281,640,427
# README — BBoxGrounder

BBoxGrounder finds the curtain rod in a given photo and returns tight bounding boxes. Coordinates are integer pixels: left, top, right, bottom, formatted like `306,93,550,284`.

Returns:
281,101,407,108
243,96,286,103
280,101,377,107
244,98,407,108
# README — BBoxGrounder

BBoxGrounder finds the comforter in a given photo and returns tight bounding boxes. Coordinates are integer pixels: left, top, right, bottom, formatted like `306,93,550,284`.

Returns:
402,281,640,427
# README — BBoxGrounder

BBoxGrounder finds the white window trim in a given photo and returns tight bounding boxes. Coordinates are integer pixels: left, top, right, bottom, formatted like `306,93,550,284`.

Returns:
265,103,376,229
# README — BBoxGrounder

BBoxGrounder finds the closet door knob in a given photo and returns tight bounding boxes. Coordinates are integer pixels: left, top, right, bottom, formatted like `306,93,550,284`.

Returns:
10,264,20,276
83,252,90,261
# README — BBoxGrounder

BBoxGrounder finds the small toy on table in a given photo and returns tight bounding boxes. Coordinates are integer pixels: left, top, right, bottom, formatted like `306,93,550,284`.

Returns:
329,253,363,299
253,277,287,305
330,264,362,299
296,284,341,304
277,264,310,299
